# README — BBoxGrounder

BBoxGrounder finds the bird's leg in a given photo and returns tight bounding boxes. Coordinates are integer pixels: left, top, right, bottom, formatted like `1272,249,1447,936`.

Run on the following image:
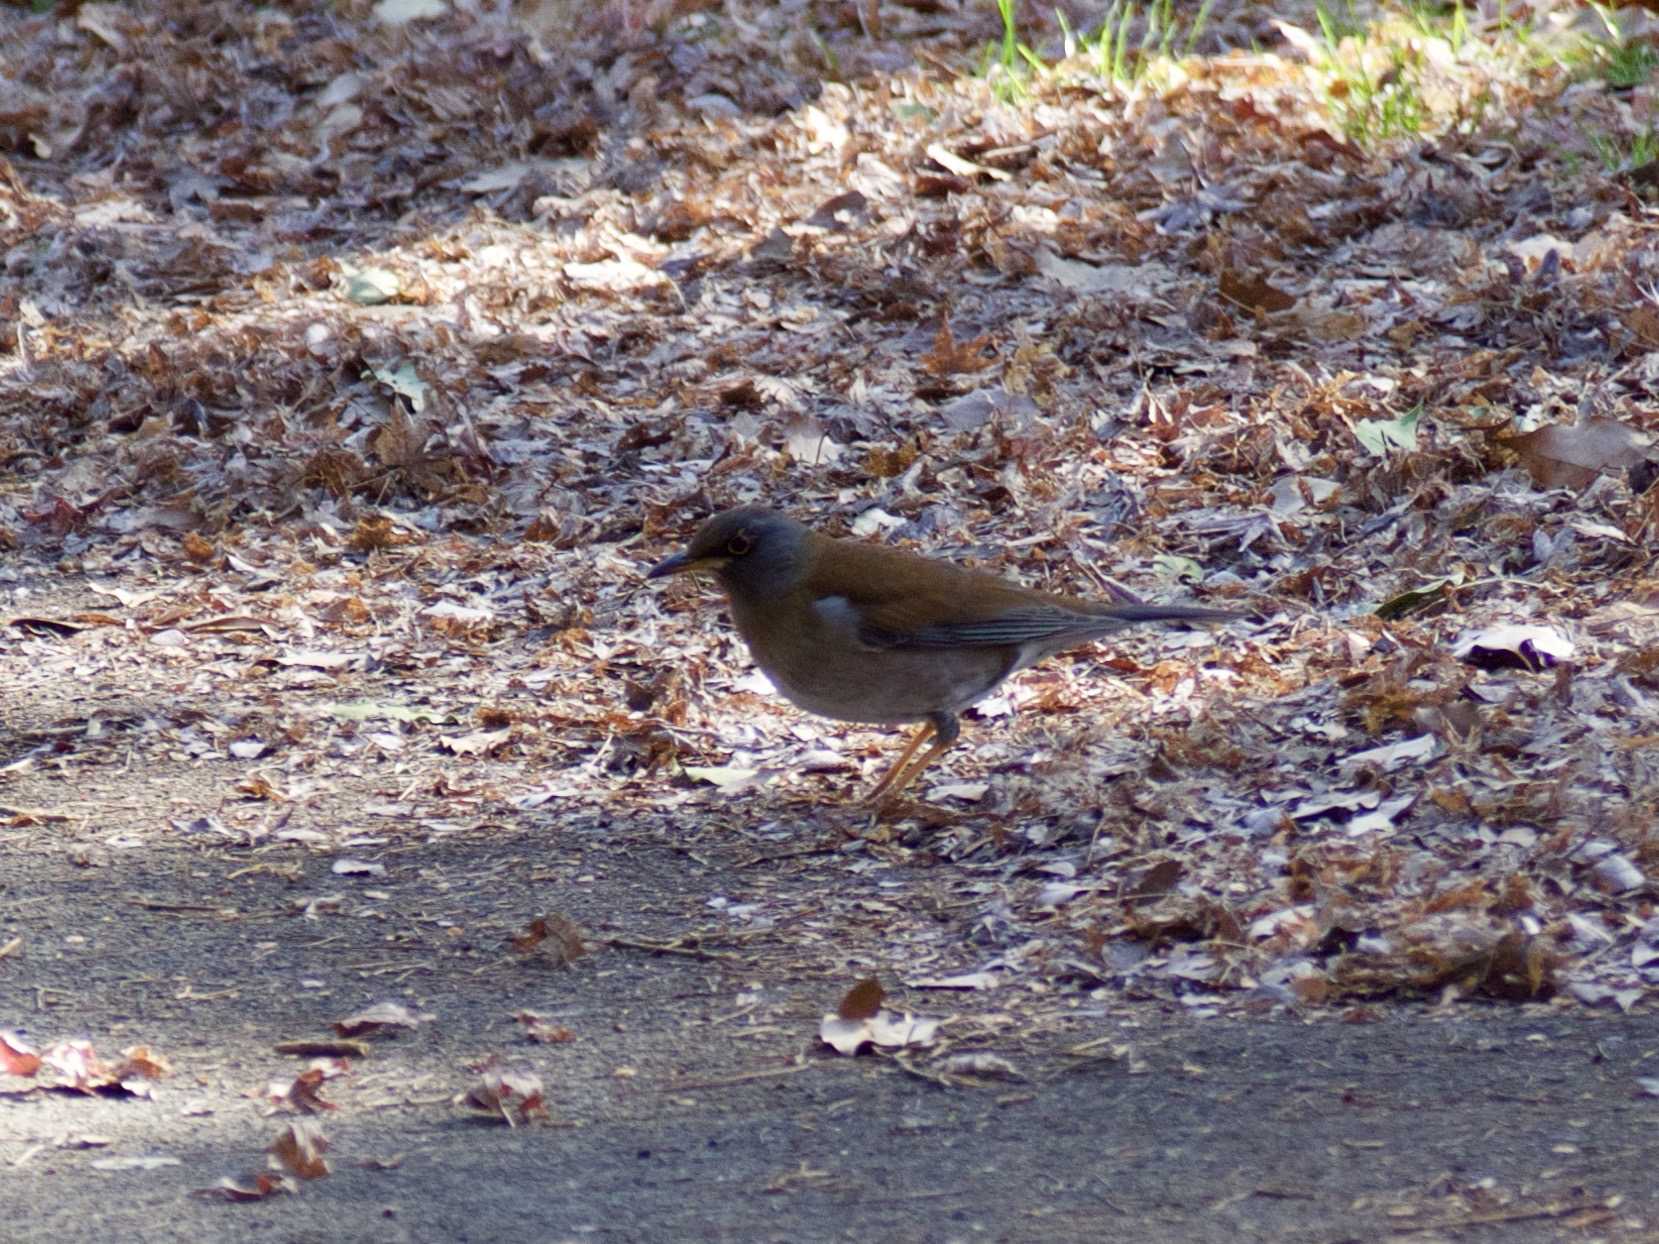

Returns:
864,723,933,805
865,713,960,807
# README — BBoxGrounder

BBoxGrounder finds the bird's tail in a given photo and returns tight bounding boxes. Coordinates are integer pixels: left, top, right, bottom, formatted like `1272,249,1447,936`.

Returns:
1098,603,1246,626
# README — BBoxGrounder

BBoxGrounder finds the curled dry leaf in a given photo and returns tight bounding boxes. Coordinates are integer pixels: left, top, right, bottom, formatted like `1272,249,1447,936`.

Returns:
511,914,587,965
192,1173,297,1202
41,1039,104,1092
819,981,940,1056
266,1061,346,1115
1452,624,1575,672
347,515,418,552
236,775,283,800
267,1120,331,1180
29,1038,167,1096
514,1011,576,1044
332,1001,432,1038
438,727,512,756
459,1058,550,1126
181,532,215,563
819,1009,942,1057
0,1030,42,1077
113,1045,171,1087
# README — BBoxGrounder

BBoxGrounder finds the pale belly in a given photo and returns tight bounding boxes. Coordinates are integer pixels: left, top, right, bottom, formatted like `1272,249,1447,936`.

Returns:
756,645,1013,723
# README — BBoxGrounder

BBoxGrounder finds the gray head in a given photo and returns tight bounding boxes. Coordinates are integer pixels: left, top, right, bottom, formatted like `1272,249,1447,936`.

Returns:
646,507,810,598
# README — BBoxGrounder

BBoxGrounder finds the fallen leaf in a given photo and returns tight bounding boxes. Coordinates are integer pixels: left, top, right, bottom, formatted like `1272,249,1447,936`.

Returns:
333,1002,431,1038
1503,419,1653,490
267,1120,331,1180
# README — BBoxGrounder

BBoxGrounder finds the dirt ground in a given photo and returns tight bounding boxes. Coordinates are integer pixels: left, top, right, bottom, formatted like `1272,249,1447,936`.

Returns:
4,781,1659,1243
3,844,1658,1243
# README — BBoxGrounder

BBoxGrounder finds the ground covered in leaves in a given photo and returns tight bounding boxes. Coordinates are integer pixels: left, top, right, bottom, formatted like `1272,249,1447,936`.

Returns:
3,0,1659,1237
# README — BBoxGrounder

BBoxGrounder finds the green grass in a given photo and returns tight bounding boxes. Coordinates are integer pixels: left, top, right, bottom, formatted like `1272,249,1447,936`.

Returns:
1303,0,1556,146
983,0,1044,102
1087,0,1214,86
1603,42,1658,89
1312,0,1436,142
1561,2,1658,88
1593,126,1659,173
1403,0,1469,54
1314,0,1368,45
985,0,1212,98
977,0,1629,162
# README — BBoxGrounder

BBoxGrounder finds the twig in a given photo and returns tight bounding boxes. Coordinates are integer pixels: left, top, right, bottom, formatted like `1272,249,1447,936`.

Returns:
603,935,739,962
667,1064,811,1091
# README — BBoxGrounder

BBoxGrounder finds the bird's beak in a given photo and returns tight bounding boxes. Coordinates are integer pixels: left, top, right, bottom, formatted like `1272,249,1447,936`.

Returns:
646,551,722,580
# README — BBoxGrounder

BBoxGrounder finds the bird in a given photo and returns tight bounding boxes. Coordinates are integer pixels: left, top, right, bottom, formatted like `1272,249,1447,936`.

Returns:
647,507,1243,806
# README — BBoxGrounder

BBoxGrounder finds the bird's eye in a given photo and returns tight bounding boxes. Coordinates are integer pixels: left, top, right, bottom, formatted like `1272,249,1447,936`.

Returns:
726,533,754,556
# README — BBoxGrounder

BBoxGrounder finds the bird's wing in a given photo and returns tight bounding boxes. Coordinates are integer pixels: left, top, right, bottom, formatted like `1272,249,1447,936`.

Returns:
860,604,1113,650
803,533,1240,651
800,540,1096,650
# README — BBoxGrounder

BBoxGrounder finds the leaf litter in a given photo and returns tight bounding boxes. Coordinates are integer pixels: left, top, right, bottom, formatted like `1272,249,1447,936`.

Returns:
0,0,1657,1220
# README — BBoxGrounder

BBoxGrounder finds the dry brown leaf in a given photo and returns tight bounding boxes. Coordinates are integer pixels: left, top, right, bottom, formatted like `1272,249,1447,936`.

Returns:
837,978,884,1021
1501,419,1653,490
0,1031,42,1077
459,1059,550,1126
193,1173,296,1202
511,914,587,965
333,1001,431,1038
181,532,215,563
267,1120,331,1180
515,1010,577,1044
268,1063,344,1115
921,315,996,376
1218,269,1296,314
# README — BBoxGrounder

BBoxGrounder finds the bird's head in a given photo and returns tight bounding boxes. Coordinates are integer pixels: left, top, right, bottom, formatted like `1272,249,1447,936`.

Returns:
646,507,809,598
